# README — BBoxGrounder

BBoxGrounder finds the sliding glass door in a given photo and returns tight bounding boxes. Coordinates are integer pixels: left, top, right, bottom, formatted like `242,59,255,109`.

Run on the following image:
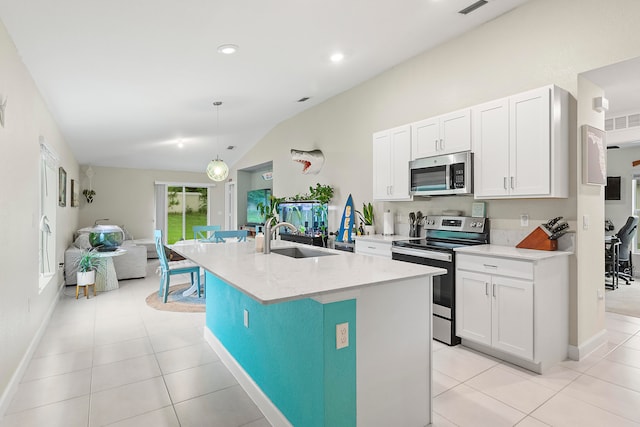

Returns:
166,186,209,244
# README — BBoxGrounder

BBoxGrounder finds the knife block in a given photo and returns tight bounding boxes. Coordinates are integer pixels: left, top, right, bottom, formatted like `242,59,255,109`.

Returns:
516,226,558,251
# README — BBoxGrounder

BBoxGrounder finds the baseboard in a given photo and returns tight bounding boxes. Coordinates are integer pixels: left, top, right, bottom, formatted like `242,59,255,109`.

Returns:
0,281,65,417
203,328,292,427
567,328,607,361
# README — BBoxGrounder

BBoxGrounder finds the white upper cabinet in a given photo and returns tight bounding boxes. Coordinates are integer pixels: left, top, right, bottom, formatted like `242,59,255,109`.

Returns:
473,85,568,199
373,125,412,201
411,109,471,159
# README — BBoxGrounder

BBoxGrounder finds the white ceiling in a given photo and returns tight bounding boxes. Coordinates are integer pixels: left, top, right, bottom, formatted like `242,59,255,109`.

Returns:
0,0,532,173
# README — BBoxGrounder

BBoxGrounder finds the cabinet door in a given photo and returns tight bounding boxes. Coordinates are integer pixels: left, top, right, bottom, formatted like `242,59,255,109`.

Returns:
509,87,551,196
373,131,392,200
440,109,471,155
456,270,492,346
355,240,391,258
492,276,533,360
472,98,510,198
389,125,412,200
411,117,440,159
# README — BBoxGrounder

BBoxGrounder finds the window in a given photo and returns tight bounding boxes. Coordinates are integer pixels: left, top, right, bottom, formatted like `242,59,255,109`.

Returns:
166,186,210,244
39,139,57,291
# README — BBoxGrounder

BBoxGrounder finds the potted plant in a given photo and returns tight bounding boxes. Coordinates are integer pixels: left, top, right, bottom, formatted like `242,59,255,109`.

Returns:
362,202,375,235
82,189,96,203
75,249,100,289
257,195,285,226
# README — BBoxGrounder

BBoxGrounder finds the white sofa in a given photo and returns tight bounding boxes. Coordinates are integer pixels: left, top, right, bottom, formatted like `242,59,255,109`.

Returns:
64,232,147,285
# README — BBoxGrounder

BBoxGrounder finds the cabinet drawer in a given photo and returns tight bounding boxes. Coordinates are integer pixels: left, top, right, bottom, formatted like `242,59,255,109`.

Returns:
355,240,392,258
456,254,533,280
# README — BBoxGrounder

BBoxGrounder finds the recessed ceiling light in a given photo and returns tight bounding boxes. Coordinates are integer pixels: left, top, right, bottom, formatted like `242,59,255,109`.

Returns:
177,140,184,148
217,44,238,55
330,52,344,63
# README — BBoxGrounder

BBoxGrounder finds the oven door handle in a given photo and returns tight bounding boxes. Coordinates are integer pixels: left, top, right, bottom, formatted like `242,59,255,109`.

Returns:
391,246,452,262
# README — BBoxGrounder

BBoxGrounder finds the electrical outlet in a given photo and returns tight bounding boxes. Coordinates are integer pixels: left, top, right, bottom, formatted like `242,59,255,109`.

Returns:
520,214,529,227
243,309,249,328
336,322,349,349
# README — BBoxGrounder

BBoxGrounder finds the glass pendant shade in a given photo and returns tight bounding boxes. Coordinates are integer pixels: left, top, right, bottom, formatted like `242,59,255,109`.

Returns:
207,156,229,181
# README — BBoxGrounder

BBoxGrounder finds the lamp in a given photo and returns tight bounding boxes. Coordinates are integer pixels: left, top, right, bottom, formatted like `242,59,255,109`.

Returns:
206,101,229,182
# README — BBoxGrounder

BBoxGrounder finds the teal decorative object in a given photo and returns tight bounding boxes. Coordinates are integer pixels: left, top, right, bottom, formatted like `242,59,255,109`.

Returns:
336,194,355,243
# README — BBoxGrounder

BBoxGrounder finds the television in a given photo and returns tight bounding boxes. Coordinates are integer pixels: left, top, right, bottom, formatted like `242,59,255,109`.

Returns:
247,188,271,225
605,176,621,200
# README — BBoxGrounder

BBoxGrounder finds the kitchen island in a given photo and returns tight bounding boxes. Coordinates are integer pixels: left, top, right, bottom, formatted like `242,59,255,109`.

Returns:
171,239,445,427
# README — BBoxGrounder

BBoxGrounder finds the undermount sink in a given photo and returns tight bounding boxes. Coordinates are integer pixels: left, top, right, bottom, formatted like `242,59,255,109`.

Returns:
271,247,337,259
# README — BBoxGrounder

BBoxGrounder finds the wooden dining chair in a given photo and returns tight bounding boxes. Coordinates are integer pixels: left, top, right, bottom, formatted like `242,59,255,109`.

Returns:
213,229,248,243
193,225,221,242
154,230,201,303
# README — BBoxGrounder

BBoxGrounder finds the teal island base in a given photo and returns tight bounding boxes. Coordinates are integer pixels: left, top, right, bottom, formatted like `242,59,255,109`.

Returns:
204,271,433,427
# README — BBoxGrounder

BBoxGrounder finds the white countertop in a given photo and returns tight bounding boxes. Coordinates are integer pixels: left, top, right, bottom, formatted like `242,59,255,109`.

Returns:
171,240,445,304
353,234,418,243
454,244,572,261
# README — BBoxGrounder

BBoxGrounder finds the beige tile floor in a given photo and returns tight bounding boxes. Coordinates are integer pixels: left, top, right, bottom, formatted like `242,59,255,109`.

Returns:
2,260,640,426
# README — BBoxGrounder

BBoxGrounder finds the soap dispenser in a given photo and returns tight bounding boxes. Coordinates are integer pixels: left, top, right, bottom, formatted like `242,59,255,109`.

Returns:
255,226,264,252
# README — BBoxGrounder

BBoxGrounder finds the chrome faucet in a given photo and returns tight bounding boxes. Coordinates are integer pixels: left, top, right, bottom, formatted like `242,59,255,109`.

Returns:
264,218,298,254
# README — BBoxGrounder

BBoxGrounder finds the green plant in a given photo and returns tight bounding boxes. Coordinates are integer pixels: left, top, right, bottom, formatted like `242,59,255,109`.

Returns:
257,195,285,225
76,249,101,273
362,202,374,226
307,183,334,204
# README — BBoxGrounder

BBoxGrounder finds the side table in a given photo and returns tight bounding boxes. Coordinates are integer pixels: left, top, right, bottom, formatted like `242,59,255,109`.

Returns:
95,249,127,292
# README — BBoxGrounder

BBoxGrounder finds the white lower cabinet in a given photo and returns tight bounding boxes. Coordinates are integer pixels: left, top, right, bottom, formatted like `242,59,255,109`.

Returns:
355,239,392,258
456,250,568,373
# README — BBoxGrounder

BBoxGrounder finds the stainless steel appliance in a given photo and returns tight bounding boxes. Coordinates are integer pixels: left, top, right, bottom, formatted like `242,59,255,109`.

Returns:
410,151,473,196
391,215,489,345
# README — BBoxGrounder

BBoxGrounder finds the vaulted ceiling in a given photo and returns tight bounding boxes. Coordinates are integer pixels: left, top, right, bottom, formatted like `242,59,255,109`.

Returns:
0,0,532,172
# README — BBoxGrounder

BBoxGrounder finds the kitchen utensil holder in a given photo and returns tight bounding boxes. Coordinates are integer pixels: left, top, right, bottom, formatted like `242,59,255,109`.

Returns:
516,226,558,251
409,224,422,238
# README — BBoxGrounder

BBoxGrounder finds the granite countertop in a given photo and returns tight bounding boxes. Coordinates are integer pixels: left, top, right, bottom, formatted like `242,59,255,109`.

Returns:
454,244,572,261
353,234,418,243
171,240,445,304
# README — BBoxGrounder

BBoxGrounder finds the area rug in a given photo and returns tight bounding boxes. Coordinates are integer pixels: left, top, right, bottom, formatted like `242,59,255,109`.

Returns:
605,278,640,318
145,283,205,312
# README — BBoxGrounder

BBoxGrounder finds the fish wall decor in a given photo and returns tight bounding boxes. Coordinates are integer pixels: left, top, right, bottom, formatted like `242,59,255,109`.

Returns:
291,149,325,174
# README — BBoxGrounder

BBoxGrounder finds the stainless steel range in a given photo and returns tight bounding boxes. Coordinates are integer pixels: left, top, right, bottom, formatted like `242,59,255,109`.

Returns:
392,216,489,345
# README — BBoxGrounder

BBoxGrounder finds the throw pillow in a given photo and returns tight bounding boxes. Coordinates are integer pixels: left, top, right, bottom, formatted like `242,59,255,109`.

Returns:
121,225,134,240
74,233,91,249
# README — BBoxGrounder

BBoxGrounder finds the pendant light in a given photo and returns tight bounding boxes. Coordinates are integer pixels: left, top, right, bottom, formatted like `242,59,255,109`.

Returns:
206,101,229,181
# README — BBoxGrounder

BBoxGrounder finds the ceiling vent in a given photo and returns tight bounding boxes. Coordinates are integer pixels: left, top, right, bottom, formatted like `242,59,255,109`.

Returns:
297,97,310,103
605,112,640,132
227,145,235,150
458,0,488,15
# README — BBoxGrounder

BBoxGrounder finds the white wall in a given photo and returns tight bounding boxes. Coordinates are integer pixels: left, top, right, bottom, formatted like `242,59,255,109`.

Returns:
77,166,222,239
606,146,640,232
0,19,79,411
226,0,640,349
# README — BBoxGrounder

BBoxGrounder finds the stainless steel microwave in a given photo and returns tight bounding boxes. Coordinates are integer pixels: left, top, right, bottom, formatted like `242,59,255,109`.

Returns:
410,151,473,196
